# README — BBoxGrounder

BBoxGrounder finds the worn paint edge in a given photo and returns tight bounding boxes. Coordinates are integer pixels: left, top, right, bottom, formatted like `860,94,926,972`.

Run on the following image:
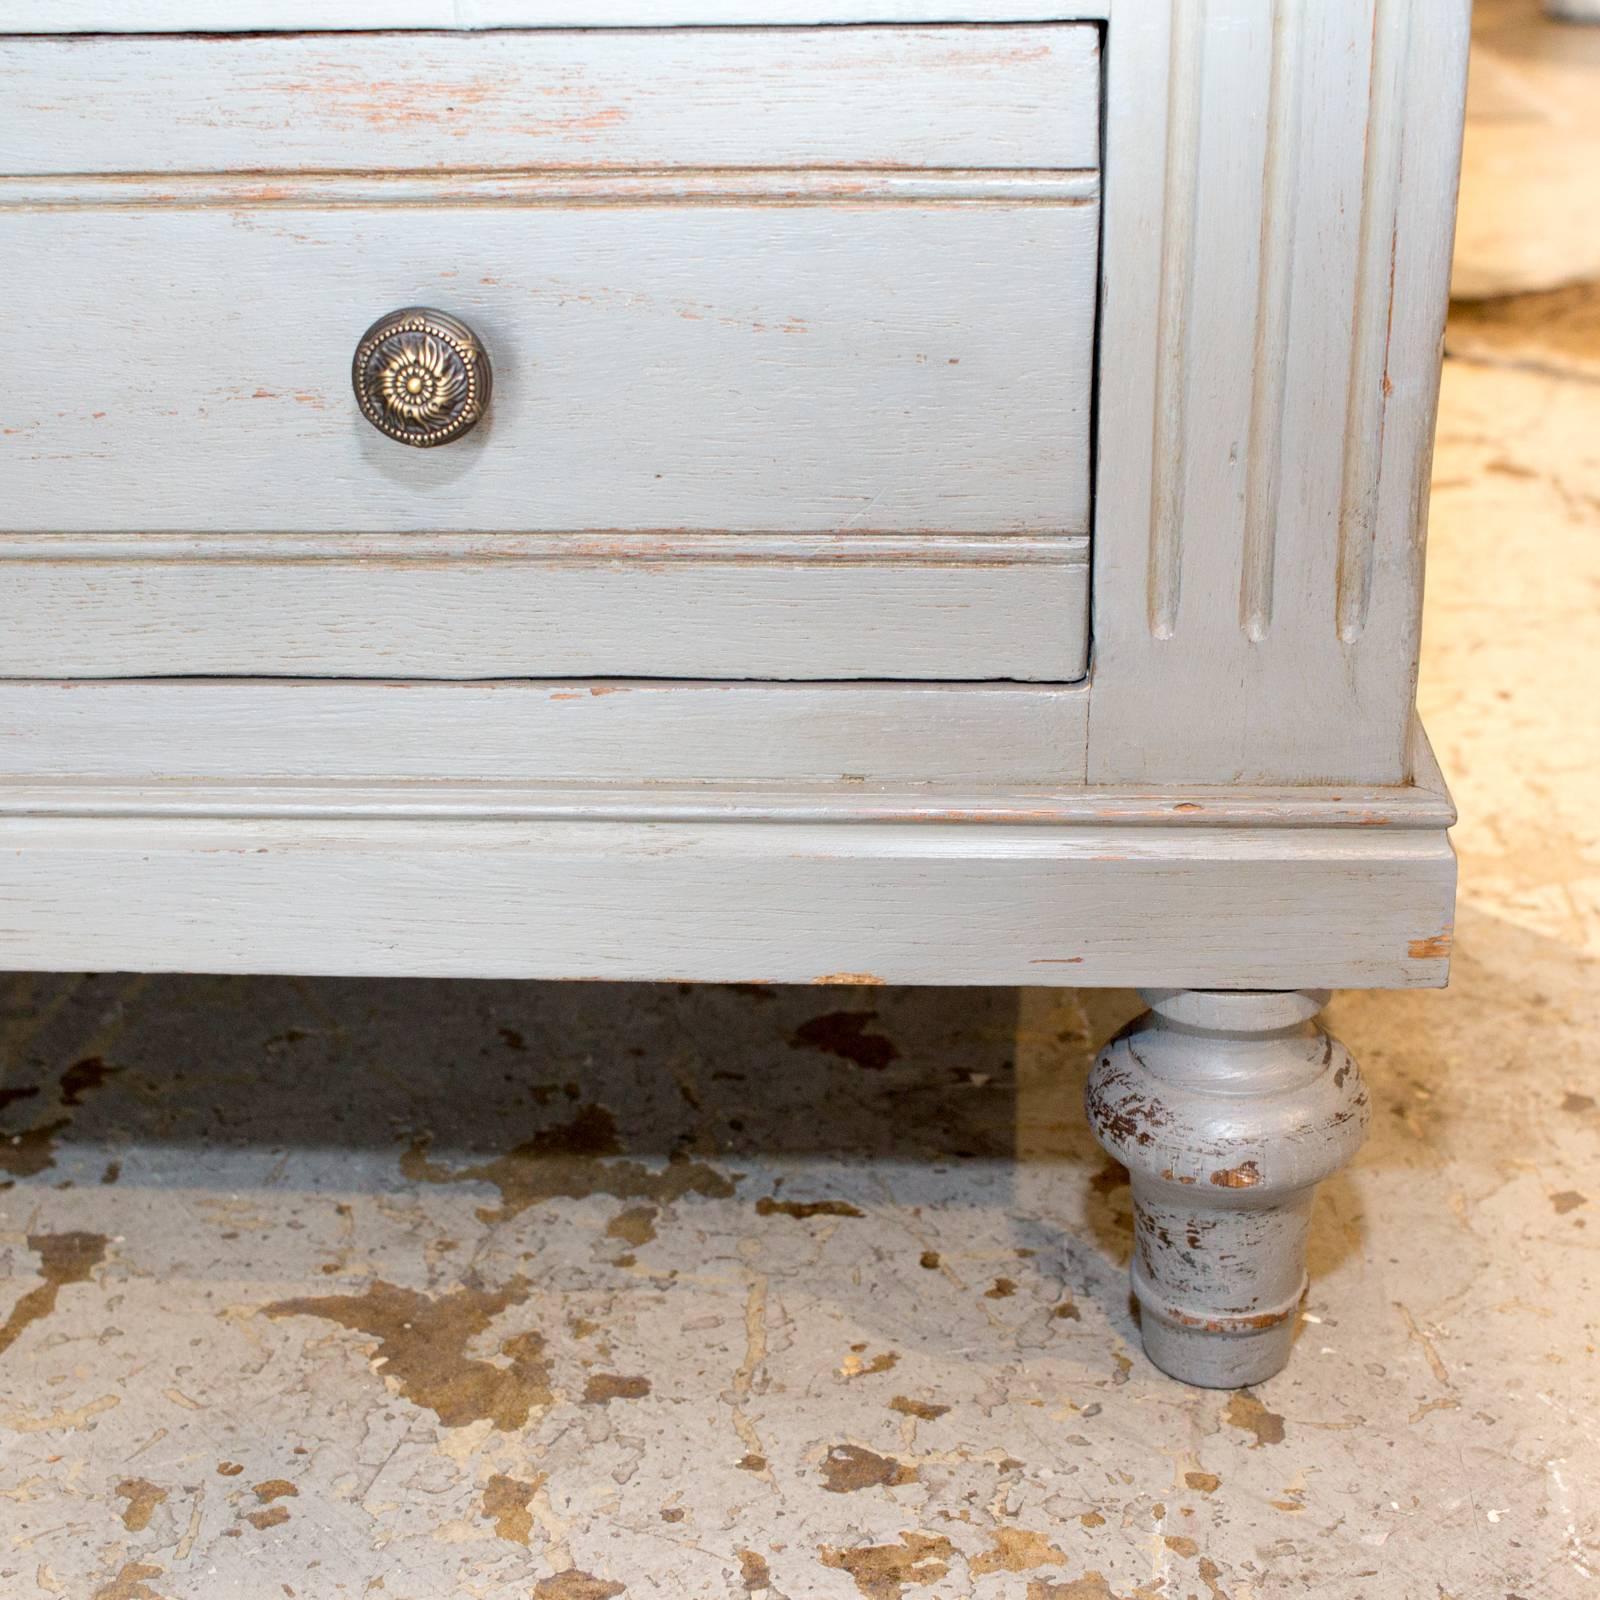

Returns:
0,169,1102,211
0,532,1091,566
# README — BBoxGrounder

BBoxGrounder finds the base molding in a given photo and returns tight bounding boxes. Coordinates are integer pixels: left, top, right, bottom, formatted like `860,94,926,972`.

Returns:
0,809,1453,991
0,719,1455,986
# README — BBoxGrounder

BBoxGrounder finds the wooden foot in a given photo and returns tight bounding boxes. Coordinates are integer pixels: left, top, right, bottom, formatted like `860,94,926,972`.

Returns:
1086,990,1369,1389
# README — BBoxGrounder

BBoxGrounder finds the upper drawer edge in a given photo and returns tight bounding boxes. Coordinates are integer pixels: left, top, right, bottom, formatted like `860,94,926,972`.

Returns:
0,25,1102,176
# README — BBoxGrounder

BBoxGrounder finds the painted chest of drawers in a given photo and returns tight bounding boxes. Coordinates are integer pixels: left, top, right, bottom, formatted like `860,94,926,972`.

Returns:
0,0,1470,1388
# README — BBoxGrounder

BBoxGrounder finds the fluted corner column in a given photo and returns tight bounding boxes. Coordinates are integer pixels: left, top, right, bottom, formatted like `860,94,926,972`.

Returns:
1085,989,1369,1389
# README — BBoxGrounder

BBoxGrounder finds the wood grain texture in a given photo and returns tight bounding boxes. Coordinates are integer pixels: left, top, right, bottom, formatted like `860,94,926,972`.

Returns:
1088,0,1470,785
0,1,1112,26
0,681,1091,784
0,27,1100,175
0,535,1090,681
0,815,1454,988
0,204,1096,535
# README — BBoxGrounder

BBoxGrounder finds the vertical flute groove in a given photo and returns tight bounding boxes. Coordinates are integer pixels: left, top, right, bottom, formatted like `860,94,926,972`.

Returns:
1240,0,1301,644
1147,0,1206,641
1336,0,1411,644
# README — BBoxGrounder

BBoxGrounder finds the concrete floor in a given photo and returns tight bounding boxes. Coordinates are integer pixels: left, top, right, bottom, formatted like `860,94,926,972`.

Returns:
4,13,1600,1600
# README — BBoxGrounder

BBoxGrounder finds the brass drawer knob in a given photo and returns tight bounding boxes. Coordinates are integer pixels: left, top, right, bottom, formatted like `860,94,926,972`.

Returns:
352,307,491,448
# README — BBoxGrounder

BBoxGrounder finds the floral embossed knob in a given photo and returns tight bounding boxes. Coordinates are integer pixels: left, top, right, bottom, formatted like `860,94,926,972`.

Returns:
352,308,491,448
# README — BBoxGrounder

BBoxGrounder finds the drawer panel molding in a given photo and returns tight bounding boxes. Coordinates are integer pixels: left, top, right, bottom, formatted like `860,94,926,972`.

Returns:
0,170,1099,211
0,534,1090,682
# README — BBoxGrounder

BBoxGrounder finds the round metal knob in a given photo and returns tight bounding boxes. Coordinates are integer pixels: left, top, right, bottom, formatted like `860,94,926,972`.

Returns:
352,307,491,448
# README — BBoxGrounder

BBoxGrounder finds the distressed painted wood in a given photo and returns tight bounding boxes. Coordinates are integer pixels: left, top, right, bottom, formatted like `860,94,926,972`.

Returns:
0,6,1470,1391
0,534,1090,682
1088,0,1471,785
0,27,1100,175
0,1,1112,25
3,170,1100,210
0,682,1091,785
0,202,1097,536
1087,990,1370,1386
0,818,1454,989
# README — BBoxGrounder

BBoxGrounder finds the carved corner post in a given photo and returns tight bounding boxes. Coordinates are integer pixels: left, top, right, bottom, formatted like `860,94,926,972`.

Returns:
1086,990,1368,1388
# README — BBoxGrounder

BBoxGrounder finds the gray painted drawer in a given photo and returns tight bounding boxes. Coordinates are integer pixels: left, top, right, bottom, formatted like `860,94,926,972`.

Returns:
0,25,1098,680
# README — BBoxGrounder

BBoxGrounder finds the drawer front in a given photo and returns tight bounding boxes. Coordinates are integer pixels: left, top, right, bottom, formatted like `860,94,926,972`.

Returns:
1,204,1095,535
0,25,1099,683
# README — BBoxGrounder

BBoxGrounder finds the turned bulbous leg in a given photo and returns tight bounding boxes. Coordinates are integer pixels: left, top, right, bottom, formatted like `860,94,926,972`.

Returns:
1085,989,1369,1389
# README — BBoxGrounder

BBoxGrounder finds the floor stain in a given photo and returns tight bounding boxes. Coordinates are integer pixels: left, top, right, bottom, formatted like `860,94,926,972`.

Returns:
243,1505,289,1530
91,1564,168,1600
1089,1160,1129,1196
1550,1189,1588,1214
1025,1577,1136,1600
605,1205,658,1247
887,1395,949,1421
582,1373,651,1404
790,1012,901,1073
821,1443,917,1493
59,1054,122,1106
531,1573,625,1600
481,1472,541,1544
251,1479,298,1503
263,1279,551,1430
0,1119,71,1182
114,1477,168,1532
0,1231,108,1360
755,1197,864,1220
1223,1390,1286,1448
737,1548,772,1592
819,1531,953,1599
970,1527,1069,1575
401,1104,735,1223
